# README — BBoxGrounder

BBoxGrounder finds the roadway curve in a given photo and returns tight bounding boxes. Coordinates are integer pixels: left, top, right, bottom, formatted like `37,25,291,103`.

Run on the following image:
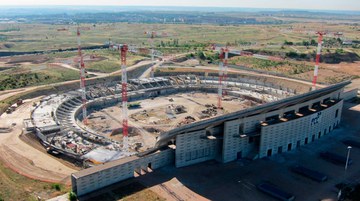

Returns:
0,97,76,184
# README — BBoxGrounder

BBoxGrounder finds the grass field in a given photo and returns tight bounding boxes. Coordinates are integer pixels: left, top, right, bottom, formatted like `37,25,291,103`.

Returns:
86,50,147,73
0,23,358,56
229,56,313,75
0,161,70,201
0,22,358,86
0,48,147,90
0,65,79,90
46,51,78,59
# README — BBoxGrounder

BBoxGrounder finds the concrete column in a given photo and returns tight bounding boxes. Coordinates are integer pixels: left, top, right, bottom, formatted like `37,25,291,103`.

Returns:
279,109,285,118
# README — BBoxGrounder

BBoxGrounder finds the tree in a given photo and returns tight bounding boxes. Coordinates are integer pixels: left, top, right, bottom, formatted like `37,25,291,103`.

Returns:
286,51,298,58
335,48,344,54
197,51,206,60
302,40,310,46
310,39,317,46
284,40,294,45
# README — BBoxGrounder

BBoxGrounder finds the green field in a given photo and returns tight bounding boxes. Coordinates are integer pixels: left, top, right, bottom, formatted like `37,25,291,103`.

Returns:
0,161,70,201
85,50,147,73
0,65,79,91
229,56,313,75
0,23,359,56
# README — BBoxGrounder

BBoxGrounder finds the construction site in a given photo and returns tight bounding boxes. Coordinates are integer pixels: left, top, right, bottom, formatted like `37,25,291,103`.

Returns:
0,22,358,201
28,72,292,164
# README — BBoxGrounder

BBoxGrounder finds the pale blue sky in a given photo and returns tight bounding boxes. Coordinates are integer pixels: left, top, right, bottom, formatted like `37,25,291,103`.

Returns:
0,0,359,11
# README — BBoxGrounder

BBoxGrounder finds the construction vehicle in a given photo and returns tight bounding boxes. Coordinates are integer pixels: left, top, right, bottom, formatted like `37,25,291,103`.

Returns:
128,102,141,109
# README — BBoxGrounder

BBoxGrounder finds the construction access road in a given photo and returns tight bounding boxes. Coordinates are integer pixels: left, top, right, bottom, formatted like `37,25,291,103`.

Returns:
0,97,76,184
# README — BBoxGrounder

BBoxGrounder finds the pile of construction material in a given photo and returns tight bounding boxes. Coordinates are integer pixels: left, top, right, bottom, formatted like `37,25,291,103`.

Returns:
0,127,12,133
165,104,187,116
50,131,96,155
199,104,218,119
6,99,23,114
174,105,186,114
178,116,196,126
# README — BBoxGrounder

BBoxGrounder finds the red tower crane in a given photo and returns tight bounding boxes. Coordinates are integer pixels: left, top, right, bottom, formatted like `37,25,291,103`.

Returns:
217,48,225,109
77,27,88,125
223,47,229,96
312,32,326,91
120,44,129,151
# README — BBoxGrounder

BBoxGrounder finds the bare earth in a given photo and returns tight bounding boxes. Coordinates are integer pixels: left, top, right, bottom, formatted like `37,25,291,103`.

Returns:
87,92,255,151
0,97,77,184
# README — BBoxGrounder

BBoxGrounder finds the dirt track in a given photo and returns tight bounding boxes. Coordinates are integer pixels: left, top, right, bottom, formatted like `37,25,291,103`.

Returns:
0,98,76,184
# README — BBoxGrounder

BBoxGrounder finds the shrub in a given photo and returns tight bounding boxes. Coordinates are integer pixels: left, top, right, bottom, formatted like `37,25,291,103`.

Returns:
335,48,345,54
51,183,61,191
69,191,77,201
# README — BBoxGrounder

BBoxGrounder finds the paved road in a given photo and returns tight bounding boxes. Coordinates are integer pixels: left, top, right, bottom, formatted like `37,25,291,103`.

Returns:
140,61,164,78
49,62,108,76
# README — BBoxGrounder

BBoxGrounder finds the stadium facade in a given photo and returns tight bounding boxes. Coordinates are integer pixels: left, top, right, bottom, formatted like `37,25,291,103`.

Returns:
71,80,349,196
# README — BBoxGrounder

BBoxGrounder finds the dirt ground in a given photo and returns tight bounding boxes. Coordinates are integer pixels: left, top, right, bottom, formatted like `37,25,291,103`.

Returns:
346,78,360,92
293,68,353,84
0,97,77,185
0,54,50,65
323,61,360,77
87,92,255,151
20,132,82,171
0,160,71,201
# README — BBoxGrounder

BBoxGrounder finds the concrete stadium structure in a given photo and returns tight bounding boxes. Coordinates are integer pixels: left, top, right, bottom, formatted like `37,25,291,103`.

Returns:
64,76,349,196
29,75,294,163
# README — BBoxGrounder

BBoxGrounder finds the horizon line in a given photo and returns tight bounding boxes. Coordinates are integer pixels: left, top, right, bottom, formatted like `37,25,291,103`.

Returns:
0,5,359,12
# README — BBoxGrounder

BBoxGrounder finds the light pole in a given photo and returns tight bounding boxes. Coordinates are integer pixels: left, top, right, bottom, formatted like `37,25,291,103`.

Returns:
338,146,352,200
345,146,352,172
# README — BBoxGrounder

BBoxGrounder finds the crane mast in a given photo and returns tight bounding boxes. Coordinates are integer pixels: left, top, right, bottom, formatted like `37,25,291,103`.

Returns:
312,32,325,91
120,44,129,151
77,27,88,125
218,48,225,109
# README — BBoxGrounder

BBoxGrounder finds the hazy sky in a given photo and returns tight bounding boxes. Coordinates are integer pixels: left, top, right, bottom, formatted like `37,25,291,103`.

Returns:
1,0,359,11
